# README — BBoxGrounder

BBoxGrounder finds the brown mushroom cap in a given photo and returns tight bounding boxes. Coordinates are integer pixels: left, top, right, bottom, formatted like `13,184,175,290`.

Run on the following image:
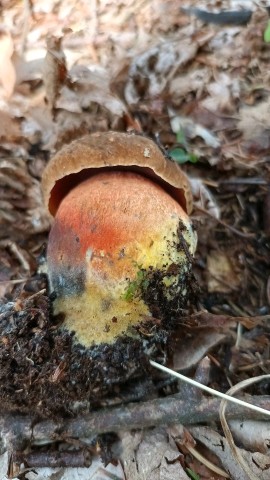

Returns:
42,131,193,216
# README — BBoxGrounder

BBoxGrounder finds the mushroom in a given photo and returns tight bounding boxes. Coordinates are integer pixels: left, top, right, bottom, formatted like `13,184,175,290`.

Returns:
42,131,197,346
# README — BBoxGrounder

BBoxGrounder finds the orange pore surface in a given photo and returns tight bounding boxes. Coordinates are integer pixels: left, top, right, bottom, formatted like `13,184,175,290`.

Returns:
49,171,189,276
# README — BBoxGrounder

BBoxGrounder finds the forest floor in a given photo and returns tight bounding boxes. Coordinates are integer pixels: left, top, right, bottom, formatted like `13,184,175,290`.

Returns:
0,0,270,479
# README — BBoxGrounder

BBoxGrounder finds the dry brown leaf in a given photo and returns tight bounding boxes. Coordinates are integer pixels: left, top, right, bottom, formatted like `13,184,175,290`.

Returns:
188,311,238,329
190,426,270,480
13,53,44,84
238,99,270,156
120,431,143,479
207,250,241,293
125,39,198,105
202,72,240,113
57,65,126,117
169,67,211,102
0,157,50,240
173,329,226,371
121,429,190,480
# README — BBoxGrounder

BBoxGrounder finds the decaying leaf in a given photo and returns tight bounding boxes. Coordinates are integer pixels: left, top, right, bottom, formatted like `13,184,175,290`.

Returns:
202,72,240,113
229,419,270,454
0,157,50,240
169,67,211,102
190,426,270,480
207,250,241,293
125,39,198,105
173,329,227,371
238,99,270,155
57,65,126,117
120,429,190,480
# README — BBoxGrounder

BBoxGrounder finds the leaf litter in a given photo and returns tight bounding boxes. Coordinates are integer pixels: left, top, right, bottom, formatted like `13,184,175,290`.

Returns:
1,0,270,479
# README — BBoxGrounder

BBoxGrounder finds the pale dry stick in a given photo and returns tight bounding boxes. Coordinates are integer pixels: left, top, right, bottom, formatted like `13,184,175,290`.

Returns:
0,279,29,285
227,300,251,318
150,361,270,418
185,444,229,478
24,288,46,302
235,322,243,349
151,363,270,479
238,358,270,373
220,375,270,480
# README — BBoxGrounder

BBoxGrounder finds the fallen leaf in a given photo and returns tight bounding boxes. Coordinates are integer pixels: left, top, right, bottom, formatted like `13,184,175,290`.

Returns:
121,429,190,480
125,39,198,105
237,98,270,156
169,67,211,101
229,419,270,454
57,65,126,117
202,72,240,113
0,451,9,479
207,250,241,293
190,426,270,480
173,328,226,371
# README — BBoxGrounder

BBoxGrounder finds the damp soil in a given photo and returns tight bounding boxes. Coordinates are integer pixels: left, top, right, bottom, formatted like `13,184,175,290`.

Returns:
141,222,198,321
0,242,197,418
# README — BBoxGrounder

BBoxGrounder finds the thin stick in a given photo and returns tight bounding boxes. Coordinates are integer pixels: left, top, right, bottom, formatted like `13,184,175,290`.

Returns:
0,279,29,285
150,361,270,417
186,445,229,478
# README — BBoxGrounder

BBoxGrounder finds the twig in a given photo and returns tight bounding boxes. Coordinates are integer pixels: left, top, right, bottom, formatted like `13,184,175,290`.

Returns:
0,278,29,285
1,393,270,453
219,178,267,186
150,361,270,417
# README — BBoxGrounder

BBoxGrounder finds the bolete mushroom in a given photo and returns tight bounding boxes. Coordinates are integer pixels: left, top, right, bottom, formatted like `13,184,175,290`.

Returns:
42,131,197,346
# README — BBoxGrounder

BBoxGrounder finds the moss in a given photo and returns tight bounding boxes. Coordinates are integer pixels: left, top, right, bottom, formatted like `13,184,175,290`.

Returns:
123,265,149,302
